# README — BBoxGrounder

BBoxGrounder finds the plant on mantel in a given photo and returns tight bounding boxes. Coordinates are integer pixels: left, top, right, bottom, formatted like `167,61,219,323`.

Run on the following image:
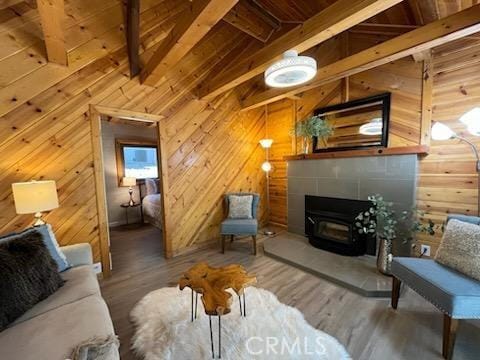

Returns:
292,115,333,154
354,195,436,275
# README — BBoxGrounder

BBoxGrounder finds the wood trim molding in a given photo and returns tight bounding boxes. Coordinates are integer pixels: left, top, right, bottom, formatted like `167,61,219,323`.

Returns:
284,145,429,161
420,52,433,146
89,105,172,275
114,138,158,186
242,4,480,111
89,105,112,277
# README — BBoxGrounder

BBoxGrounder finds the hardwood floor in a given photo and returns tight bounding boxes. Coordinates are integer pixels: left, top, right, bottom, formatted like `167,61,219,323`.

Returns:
101,226,480,359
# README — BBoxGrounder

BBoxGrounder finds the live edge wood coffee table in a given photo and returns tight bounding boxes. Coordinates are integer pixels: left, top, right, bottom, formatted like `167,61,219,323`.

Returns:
179,262,257,359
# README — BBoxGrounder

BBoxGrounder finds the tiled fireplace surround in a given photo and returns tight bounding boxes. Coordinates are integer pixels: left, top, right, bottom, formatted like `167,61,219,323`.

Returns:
263,154,418,297
287,154,418,256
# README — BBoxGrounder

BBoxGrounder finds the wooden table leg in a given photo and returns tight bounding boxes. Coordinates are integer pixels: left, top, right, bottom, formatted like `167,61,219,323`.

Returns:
442,314,458,359
391,276,401,309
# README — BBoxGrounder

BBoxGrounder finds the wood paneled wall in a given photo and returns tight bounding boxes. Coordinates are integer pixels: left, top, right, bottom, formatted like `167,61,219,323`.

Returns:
266,33,480,255
0,0,267,267
416,37,480,255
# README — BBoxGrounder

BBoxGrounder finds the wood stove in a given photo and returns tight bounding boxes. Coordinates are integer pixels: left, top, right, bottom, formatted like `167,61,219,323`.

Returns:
305,195,376,256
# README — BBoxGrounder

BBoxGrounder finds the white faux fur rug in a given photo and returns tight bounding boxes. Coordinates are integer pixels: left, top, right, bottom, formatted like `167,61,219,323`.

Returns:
130,287,350,359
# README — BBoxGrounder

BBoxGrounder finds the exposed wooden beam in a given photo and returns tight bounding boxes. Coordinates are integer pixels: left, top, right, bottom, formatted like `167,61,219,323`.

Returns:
350,23,417,36
140,0,239,86
223,0,280,43
242,4,480,111
198,0,404,99
36,0,67,66
126,0,140,78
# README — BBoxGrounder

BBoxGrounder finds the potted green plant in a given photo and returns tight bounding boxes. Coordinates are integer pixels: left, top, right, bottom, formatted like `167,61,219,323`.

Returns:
354,195,436,275
293,115,333,154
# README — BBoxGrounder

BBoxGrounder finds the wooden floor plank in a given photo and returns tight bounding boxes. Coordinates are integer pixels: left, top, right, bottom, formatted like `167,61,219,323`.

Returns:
101,225,480,359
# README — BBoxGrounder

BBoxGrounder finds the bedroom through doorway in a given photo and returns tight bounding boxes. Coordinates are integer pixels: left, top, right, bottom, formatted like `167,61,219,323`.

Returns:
89,106,170,276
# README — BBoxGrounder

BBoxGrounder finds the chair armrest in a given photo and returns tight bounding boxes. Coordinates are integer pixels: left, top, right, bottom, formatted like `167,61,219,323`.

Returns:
61,243,93,267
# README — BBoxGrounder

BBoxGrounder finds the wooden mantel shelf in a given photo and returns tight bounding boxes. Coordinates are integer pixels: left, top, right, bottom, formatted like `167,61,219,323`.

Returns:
284,145,429,161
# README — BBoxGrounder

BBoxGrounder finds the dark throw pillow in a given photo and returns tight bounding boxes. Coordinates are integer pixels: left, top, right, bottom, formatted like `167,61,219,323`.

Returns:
0,231,65,330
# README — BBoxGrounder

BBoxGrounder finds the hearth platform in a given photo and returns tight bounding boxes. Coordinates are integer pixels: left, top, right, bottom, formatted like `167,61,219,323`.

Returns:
263,232,392,298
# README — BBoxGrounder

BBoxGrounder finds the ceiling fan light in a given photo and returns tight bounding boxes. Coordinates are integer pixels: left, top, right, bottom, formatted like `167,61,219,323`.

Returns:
265,50,317,88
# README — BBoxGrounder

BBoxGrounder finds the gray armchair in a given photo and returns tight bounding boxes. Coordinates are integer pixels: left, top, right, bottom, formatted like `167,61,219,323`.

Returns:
220,193,259,255
391,214,480,359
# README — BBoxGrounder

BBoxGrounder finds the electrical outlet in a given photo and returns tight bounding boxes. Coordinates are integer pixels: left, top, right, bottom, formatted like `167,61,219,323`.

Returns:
93,262,102,274
421,244,431,257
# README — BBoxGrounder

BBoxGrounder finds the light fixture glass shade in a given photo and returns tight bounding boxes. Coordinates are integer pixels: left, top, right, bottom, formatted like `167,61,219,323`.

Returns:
459,108,480,136
431,122,456,140
259,139,274,148
459,108,480,125
265,50,317,88
261,161,272,172
12,180,59,214
359,118,383,136
122,177,137,187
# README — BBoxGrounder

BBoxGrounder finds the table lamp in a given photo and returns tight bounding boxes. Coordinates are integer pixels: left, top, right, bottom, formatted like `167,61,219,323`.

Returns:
122,177,137,206
12,180,59,226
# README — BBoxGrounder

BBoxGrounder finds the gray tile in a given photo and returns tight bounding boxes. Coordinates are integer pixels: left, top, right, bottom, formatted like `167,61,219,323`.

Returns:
336,157,388,180
288,208,304,233
359,178,416,204
315,159,339,178
288,177,317,195
263,234,392,297
287,224,305,236
317,178,360,199
287,193,304,211
385,155,417,180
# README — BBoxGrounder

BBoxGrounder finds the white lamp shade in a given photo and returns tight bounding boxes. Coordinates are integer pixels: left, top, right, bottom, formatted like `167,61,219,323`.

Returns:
12,180,59,214
261,161,272,172
259,139,274,148
459,108,480,136
431,122,456,141
122,177,137,187
459,108,480,125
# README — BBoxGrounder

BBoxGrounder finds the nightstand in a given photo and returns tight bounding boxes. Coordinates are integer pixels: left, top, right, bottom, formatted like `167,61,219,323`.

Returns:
120,203,142,225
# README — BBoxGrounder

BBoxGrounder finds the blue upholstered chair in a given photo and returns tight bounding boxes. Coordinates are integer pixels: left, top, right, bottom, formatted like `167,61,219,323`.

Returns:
220,193,259,255
391,214,480,359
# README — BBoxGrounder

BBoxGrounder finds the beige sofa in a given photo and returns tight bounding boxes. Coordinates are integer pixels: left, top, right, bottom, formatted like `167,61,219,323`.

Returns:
0,243,119,360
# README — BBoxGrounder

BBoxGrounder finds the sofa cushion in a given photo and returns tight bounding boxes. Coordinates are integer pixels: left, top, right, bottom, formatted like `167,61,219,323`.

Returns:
0,232,65,331
0,224,70,272
12,265,100,326
435,219,480,281
221,218,258,235
0,295,116,360
392,257,480,318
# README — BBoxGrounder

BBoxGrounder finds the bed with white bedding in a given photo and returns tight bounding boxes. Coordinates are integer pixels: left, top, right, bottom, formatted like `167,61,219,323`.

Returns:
142,179,162,229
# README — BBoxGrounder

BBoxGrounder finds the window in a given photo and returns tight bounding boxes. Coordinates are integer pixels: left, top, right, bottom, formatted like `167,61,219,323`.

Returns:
116,139,159,184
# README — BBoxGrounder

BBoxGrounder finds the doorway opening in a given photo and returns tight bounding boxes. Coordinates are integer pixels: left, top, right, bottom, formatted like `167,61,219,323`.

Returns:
89,105,170,277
